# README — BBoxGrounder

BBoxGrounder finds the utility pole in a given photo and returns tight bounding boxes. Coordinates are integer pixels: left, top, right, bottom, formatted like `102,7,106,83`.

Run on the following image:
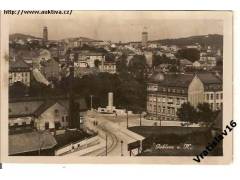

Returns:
90,95,93,111
121,140,123,156
139,112,142,126
155,93,158,124
68,53,75,129
105,134,108,156
126,107,129,128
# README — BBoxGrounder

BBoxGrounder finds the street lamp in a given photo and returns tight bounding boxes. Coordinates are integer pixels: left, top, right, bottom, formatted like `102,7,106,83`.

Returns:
105,134,108,156
90,95,94,111
139,112,142,126
121,140,123,156
126,107,129,128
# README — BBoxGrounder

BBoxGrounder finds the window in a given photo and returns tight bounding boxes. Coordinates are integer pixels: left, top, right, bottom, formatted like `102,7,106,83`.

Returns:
176,98,180,105
45,122,49,130
25,107,29,111
162,107,165,114
9,108,12,113
62,116,65,122
221,93,223,99
206,94,209,100
216,94,219,100
210,94,213,100
54,109,59,115
162,97,166,103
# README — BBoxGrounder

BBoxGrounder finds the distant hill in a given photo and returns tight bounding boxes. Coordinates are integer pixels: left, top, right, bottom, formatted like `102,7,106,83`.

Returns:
9,33,42,41
10,33,101,43
62,36,102,42
151,34,223,49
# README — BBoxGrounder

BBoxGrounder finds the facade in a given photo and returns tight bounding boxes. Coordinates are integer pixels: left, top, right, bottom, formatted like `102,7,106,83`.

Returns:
9,59,31,87
144,51,153,67
9,97,88,132
146,72,222,121
99,62,116,74
70,50,105,68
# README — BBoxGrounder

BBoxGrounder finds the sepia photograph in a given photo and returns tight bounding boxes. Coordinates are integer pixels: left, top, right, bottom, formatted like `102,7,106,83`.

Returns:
0,11,233,163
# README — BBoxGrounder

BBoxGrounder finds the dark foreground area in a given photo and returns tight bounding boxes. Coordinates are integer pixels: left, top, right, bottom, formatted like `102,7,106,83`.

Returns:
129,126,223,156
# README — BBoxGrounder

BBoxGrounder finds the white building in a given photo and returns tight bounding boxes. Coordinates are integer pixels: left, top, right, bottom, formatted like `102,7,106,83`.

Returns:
9,59,31,87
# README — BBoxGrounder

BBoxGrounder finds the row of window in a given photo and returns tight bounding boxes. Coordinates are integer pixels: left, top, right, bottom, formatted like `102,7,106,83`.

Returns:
205,92,223,101
147,104,177,116
148,96,186,105
10,72,29,78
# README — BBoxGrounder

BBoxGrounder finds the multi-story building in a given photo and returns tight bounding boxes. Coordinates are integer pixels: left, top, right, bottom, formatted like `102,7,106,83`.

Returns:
146,72,222,121
99,62,116,74
9,59,31,87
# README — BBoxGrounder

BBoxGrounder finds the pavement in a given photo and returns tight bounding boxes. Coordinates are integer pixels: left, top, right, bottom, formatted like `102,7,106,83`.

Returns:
66,110,200,157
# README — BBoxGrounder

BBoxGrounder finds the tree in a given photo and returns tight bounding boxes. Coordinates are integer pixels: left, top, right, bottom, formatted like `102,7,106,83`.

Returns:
177,102,197,124
176,48,200,62
197,103,218,126
128,55,147,81
9,81,28,97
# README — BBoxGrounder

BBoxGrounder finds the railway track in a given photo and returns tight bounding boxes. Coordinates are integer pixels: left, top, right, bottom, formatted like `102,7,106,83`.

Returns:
96,125,119,156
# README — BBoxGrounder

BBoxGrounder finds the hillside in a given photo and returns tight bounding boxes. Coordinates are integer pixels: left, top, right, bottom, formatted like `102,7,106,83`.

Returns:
9,33,42,41
152,34,223,49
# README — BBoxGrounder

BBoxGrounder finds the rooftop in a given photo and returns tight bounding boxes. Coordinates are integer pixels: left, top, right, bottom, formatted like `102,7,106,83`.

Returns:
9,131,57,155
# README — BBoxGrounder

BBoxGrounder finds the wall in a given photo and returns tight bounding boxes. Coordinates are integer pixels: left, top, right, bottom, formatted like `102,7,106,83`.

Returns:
188,75,205,108
38,102,68,130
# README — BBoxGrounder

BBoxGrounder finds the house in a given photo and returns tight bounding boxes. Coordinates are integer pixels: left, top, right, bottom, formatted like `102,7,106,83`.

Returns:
179,59,193,70
193,61,201,68
9,96,88,132
146,72,222,121
9,59,31,87
99,62,116,74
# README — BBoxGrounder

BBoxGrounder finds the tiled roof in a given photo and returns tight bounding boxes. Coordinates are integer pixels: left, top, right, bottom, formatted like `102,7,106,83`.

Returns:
9,131,57,155
149,73,194,87
149,72,222,88
33,101,57,117
9,101,44,118
197,73,222,84
9,60,31,70
9,97,88,118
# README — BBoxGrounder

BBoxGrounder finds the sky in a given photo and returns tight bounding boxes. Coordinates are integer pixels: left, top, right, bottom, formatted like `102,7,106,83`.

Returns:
8,11,223,42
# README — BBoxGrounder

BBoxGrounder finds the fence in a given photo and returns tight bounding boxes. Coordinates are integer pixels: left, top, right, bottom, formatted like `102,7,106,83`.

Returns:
55,136,99,156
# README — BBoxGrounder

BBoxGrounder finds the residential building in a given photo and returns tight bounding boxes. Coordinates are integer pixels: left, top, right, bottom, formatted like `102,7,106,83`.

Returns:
146,72,222,121
9,96,88,132
9,59,31,87
99,62,116,74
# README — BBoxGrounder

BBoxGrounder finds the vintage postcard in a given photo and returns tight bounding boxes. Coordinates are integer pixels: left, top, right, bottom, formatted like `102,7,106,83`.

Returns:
0,11,233,164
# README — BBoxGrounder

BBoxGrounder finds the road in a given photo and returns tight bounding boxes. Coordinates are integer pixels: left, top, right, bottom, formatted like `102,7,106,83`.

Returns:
84,111,144,156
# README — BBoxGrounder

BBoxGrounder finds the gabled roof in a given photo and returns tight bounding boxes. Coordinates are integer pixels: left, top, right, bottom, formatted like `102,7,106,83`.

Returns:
9,131,57,155
33,101,58,117
197,73,222,84
9,59,31,70
149,72,194,88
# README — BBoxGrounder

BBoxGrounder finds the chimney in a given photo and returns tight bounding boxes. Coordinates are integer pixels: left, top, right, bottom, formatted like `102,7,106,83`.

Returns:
108,92,113,108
